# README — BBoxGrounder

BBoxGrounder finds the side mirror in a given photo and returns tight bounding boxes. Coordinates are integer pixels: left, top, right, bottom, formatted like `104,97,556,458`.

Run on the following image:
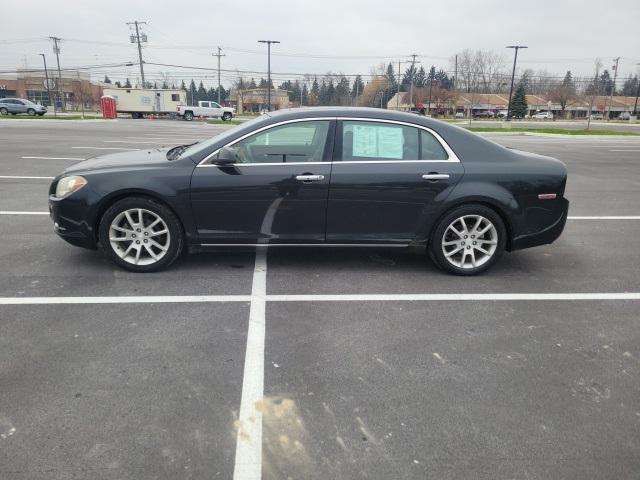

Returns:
215,146,238,165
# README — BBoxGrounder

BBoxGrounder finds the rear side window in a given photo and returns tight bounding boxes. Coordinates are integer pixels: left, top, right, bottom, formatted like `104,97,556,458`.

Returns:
171,94,180,101
420,130,448,160
341,121,419,161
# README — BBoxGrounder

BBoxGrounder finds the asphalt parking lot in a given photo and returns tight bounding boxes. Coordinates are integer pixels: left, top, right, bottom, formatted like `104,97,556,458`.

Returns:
1,119,639,479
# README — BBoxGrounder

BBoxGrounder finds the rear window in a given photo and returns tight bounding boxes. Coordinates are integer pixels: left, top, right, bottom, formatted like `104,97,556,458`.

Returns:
420,131,448,160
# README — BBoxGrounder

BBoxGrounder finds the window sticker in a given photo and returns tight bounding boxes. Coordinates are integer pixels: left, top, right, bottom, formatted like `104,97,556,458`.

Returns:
352,124,403,159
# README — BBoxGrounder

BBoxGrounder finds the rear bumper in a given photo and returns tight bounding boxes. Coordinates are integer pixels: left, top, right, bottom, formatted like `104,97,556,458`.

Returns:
510,198,569,251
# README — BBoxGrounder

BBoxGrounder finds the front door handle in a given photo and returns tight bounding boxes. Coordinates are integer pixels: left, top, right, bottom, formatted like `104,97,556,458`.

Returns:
296,174,325,182
422,173,450,181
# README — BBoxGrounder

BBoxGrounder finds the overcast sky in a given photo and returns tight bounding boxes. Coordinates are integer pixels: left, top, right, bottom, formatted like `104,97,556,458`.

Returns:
2,0,639,87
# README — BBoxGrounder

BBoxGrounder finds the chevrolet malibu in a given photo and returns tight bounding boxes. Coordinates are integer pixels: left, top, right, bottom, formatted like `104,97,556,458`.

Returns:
49,107,569,275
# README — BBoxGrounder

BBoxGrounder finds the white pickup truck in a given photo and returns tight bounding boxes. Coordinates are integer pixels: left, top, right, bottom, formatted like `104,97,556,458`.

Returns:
176,101,235,121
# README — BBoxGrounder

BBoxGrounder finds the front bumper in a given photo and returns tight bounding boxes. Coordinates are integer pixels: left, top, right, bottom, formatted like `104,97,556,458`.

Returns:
49,195,97,249
511,197,569,251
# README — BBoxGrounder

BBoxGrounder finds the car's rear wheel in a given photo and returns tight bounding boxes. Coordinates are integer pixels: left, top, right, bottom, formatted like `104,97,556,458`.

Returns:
429,204,506,275
0,107,8,115
27,108,36,116
98,197,184,272
183,111,194,121
222,112,232,121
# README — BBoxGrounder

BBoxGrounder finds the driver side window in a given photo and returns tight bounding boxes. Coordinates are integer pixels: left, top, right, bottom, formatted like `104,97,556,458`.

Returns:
232,120,330,164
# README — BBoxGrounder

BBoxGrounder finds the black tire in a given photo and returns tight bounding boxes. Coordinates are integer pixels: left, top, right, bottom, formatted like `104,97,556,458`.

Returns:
429,204,506,276
27,108,36,116
222,112,232,121
38,112,45,116
183,111,194,121
0,107,8,115
98,196,184,273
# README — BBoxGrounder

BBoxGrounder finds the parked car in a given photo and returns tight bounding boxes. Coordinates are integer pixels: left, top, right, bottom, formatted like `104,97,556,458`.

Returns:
617,112,632,120
177,101,235,121
454,111,465,118
533,111,554,120
0,98,47,116
496,110,509,118
49,107,569,275
473,110,495,118
590,112,604,120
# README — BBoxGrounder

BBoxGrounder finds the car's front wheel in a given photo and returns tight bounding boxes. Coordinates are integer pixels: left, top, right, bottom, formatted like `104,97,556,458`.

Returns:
98,197,184,272
222,112,232,121
429,204,506,275
27,108,36,116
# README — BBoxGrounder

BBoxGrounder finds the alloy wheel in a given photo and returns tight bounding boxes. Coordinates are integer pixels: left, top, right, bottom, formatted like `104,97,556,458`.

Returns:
108,208,171,266
441,214,498,269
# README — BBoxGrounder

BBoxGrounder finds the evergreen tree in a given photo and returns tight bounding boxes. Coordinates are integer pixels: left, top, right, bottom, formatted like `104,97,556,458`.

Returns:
152,81,158,89
435,69,453,90
114,80,122,88
385,63,397,92
600,70,614,95
562,70,574,88
414,66,426,87
188,79,197,104
301,83,309,105
326,79,336,105
336,76,350,104
351,75,364,97
103,75,112,84
510,81,528,118
180,80,187,91
236,77,247,90
161,80,169,89
124,78,132,88
622,75,639,96
197,81,207,102
248,78,257,89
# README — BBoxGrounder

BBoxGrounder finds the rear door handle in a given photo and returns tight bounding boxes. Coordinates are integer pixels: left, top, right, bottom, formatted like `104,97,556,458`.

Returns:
422,173,450,180
296,174,325,182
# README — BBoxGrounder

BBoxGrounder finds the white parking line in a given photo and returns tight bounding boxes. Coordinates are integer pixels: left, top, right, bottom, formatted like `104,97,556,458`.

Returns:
0,211,49,215
609,149,640,152
71,147,138,151
0,295,250,304
21,156,85,160
233,248,267,480
267,292,640,302
1,291,639,305
103,140,167,144
0,176,54,180
568,216,640,220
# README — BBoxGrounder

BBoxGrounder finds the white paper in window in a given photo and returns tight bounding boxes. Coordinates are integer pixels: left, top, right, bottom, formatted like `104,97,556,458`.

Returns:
352,124,378,157
351,124,403,159
377,126,403,159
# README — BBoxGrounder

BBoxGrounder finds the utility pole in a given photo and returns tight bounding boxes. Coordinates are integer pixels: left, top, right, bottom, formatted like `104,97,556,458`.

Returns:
213,46,226,104
427,66,434,117
606,57,620,121
39,53,55,117
127,21,147,87
408,53,421,110
454,54,458,91
258,40,279,112
355,79,359,107
506,45,527,120
49,36,65,111
633,63,640,117
395,60,408,110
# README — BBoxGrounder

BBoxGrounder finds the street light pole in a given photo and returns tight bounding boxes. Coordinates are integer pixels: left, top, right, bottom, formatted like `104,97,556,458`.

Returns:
506,45,527,121
39,53,55,117
258,40,279,112
49,36,65,111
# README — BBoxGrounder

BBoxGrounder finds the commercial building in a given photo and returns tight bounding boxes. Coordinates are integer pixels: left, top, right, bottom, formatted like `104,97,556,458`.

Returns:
232,88,290,113
387,92,639,118
0,69,105,110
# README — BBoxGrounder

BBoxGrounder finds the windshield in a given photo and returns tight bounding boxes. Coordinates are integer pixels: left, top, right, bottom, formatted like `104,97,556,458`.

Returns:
179,115,269,159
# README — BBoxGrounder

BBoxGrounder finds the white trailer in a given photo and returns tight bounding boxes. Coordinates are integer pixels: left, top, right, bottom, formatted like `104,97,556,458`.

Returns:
103,88,186,118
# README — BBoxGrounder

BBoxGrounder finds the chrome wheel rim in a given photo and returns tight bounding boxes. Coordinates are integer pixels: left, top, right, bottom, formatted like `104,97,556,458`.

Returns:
441,215,498,269
109,208,170,266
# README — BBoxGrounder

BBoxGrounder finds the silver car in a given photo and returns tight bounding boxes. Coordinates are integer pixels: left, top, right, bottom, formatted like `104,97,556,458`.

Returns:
0,98,47,116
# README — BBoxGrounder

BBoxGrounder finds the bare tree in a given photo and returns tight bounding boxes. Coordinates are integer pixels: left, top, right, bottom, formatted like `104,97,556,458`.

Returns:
586,58,603,130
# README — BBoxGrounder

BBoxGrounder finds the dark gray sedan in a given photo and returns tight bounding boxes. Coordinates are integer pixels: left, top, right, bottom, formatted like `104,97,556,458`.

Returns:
49,107,569,275
0,97,47,116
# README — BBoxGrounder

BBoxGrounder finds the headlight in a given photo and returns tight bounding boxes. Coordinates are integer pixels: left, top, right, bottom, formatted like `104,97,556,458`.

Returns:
55,175,87,198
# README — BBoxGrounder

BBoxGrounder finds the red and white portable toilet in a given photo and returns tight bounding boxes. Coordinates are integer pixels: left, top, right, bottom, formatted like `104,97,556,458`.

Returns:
100,95,117,119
